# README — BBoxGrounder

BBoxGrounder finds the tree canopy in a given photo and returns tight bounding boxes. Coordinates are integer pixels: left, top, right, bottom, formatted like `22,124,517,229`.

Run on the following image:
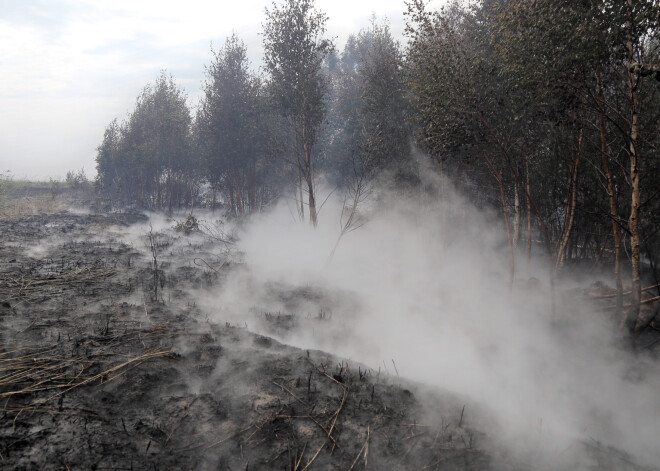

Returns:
94,0,660,330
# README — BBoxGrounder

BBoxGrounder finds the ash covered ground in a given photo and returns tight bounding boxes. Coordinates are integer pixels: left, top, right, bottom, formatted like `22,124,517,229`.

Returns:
0,199,658,470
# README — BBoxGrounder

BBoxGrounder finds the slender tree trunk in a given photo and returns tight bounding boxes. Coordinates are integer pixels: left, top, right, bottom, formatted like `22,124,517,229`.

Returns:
248,162,256,214
555,92,584,273
236,174,244,217
513,182,521,251
500,175,515,289
476,112,553,256
475,134,514,288
596,68,623,317
625,1,642,330
474,111,556,315
579,231,592,260
437,157,447,238
189,181,195,214
302,121,318,227
627,94,642,329
167,170,173,215
298,165,305,223
229,178,236,218
555,139,581,272
526,155,532,264
495,169,515,289
157,176,162,210
212,186,217,213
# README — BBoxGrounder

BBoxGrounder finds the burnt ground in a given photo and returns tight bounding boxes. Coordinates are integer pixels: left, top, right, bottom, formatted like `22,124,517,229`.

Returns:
0,200,658,470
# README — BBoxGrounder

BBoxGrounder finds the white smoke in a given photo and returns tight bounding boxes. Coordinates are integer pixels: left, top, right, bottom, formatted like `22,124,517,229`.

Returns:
193,167,660,469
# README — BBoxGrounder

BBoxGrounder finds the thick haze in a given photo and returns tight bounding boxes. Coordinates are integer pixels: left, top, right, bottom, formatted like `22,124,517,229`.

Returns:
0,0,443,180
193,167,660,468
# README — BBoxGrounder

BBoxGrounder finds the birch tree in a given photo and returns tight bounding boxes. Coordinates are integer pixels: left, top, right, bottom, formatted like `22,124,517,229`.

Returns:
263,0,334,226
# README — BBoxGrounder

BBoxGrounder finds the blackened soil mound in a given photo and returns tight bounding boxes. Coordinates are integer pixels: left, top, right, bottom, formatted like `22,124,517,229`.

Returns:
0,208,649,470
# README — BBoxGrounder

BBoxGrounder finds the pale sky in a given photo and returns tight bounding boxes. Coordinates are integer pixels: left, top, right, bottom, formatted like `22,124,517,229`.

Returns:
0,0,441,180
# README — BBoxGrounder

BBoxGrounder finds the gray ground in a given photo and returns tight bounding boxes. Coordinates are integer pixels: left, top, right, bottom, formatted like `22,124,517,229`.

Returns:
0,205,656,470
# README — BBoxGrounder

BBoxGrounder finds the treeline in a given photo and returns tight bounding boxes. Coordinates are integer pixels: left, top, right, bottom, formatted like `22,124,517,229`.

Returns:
95,0,660,326
96,74,194,213
95,1,410,219
404,0,660,329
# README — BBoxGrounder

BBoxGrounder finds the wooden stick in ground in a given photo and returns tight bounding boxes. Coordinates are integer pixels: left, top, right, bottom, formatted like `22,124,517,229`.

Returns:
364,425,370,469
327,384,348,447
301,374,350,471
293,441,307,471
270,379,308,405
348,425,370,471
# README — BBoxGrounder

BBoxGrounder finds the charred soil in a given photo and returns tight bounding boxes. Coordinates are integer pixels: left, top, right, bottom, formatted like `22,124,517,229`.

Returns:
0,203,657,470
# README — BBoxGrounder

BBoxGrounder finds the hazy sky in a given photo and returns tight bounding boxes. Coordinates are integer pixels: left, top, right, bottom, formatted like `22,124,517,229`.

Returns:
0,0,442,181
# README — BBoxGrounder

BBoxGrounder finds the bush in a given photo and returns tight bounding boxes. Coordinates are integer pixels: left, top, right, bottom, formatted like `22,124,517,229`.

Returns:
173,215,199,234
65,168,90,189
49,178,61,199
0,171,10,207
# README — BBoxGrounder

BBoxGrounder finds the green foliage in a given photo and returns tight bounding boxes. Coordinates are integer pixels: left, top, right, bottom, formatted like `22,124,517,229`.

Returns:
197,34,270,216
0,171,10,207
65,168,90,189
403,0,660,285
263,0,334,133
324,17,411,184
95,71,194,210
48,178,61,200
263,0,334,225
86,0,660,289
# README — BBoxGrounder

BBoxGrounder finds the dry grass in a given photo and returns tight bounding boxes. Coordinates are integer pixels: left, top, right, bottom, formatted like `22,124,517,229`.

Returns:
0,197,65,221
0,266,118,304
0,176,95,221
0,323,177,415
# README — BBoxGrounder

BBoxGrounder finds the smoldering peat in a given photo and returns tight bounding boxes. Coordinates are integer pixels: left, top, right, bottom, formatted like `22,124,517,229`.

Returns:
1,194,658,470
198,186,660,469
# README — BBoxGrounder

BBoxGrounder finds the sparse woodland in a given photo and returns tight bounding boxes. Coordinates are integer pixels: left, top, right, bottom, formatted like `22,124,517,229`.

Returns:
4,2,660,468
95,0,660,331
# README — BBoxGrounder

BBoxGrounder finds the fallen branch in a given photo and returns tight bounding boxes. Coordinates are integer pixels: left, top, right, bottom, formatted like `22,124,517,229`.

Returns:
603,295,660,310
270,379,309,405
301,372,350,471
590,283,660,299
348,425,370,471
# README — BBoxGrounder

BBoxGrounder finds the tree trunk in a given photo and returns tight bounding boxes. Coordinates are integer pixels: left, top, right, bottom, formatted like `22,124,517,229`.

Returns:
513,181,521,251
555,96,583,273
475,135,514,288
302,122,318,227
477,112,553,257
167,170,173,215
247,162,256,214
475,112,555,315
555,146,580,272
438,157,447,240
597,68,623,318
157,176,162,210
526,155,532,264
232,173,243,216
499,172,515,289
625,0,642,330
298,166,305,223
228,179,236,218
189,181,195,214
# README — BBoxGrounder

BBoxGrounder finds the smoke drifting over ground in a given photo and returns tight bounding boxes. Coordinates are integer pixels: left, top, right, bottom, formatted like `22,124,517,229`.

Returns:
199,172,660,469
